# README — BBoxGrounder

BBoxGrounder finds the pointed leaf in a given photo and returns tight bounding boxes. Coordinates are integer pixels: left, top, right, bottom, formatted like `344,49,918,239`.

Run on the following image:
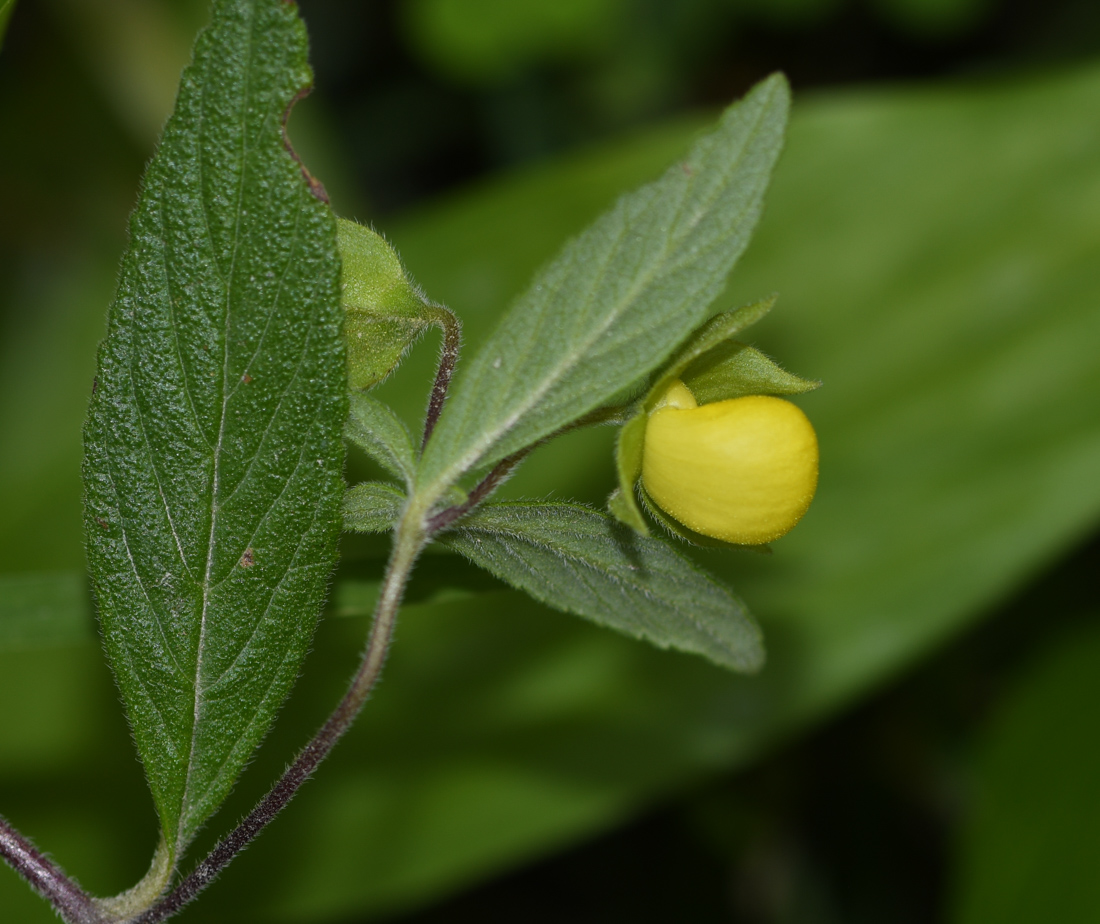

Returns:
418,75,790,497
82,0,345,853
644,296,777,411
338,218,434,390
347,393,418,486
683,342,819,404
439,502,764,672
344,482,406,534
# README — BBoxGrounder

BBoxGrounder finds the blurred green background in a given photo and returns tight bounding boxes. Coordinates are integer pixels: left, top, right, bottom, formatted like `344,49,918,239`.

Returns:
2,0,1099,921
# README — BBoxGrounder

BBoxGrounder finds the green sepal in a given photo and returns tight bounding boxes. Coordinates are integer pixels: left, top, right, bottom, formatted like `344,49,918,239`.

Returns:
344,482,406,534
639,484,772,554
608,413,648,533
338,218,436,390
607,486,647,535
644,296,777,411
682,341,820,404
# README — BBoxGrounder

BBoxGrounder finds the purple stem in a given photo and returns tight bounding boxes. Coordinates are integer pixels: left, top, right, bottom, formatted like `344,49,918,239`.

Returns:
421,306,462,450
0,814,103,924
129,530,422,924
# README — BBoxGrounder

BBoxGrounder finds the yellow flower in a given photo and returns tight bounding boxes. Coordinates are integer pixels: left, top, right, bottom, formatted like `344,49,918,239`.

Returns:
641,380,818,544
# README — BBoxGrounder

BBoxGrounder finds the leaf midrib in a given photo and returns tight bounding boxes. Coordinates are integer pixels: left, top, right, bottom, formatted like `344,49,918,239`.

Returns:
182,5,260,848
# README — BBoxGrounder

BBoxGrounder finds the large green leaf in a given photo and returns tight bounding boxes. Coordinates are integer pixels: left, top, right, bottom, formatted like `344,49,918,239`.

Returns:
440,502,763,671
0,572,90,650
0,1,16,50
416,74,789,498
951,622,1100,924
81,0,345,855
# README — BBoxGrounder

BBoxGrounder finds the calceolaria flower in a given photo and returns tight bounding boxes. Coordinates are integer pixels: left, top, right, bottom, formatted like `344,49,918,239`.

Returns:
641,379,819,545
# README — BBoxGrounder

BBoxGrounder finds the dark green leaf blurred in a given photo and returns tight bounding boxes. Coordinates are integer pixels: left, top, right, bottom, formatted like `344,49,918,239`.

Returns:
2,0,1100,921
0,572,90,650
0,1,15,49
951,621,1100,924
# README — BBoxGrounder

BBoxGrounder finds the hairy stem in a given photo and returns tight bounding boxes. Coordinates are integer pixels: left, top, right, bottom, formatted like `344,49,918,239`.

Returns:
0,814,103,924
126,515,427,924
424,401,633,536
425,450,529,535
421,305,462,449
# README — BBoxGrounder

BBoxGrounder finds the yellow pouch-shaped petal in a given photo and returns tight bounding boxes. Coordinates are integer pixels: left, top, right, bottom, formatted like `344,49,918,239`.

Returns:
642,385,818,545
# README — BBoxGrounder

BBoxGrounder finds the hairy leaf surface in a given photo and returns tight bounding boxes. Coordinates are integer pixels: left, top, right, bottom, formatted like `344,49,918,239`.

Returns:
346,393,418,486
338,218,434,390
82,0,345,852
344,482,406,534
440,502,763,671
418,75,789,497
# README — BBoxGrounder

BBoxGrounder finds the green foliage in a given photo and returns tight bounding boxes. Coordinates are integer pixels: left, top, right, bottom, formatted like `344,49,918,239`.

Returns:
870,0,993,38
402,0,621,84
684,341,818,403
417,74,789,500
346,393,419,487
0,1,15,49
338,218,436,391
609,412,649,533
440,502,763,672
952,622,1100,924
0,572,90,650
81,0,345,857
343,482,406,534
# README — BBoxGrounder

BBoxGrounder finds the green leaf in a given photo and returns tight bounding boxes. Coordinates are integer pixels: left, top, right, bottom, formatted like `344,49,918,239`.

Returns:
0,572,91,650
953,623,1100,924
439,501,764,672
344,482,406,534
81,0,345,855
338,217,435,390
682,341,820,404
417,74,790,498
347,393,418,486
0,0,16,50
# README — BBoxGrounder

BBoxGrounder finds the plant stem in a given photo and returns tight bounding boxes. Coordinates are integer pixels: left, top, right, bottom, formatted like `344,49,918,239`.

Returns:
425,450,528,534
126,515,427,924
423,401,633,535
421,305,461,449
0,814,103,924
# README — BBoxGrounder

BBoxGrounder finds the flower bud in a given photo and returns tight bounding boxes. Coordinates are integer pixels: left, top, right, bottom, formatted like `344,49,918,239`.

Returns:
641,380,818,544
